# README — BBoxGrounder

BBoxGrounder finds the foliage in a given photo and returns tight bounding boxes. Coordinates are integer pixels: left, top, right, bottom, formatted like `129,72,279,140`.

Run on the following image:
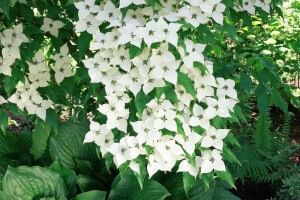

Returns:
0,0,299,199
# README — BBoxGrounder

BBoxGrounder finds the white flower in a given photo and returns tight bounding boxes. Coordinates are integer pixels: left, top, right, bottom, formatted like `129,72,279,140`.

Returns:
118,67,144,96
178,6,209,27
119,0,146,8
151,60,180,85
41,18,64,37
175,123,202,155
255,0,271,13
134,19,159,47
75,0,100,20
194,75,216,101
143,71,165,95
189,104,210,130
1,24,28,45
75,15,102,34
131,48,151,77
96,1,121,26
177,157,203,177
107,136,145,167
0,95,7,105
216,78,238,100
52,44,73,84
117,23,142,47
110,47,132,72
178,39,206,68
131,117,161,146
150,43,175,67
201,149,226,173
0,57,13,76
154,18,181,47
200,126,229,150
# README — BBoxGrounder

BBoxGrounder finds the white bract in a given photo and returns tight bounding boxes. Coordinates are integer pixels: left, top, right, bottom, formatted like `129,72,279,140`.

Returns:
41,18,64,37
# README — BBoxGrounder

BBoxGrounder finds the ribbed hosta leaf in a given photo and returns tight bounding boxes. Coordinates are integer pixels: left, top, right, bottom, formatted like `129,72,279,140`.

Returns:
2,166,67,200
49,122,98,170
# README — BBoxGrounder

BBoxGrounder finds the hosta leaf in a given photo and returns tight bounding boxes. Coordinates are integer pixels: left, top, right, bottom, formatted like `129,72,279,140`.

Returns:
72,190,106,200
0,130,17,156
183,172,196,195
2,166,67,200
49,122,98,170
49,161,77,197
134,179,170,200
30,120,51,160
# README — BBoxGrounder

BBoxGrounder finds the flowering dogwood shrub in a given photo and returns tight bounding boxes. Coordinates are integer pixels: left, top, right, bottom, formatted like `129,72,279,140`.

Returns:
0,0,277,193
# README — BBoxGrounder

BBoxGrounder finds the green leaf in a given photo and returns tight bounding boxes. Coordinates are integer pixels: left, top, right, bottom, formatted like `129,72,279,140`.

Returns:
72,190,106,200
0,130,17,156
46,109,59,134
183,172,196,195
163,173,186,200
212,186,240,200
76,174,106,193
216,171,236,189
78,32,92,59
0,109,8,133
0,0,10,18
257,93,270,112
187,178,215,200
135,91,155,118
271,90,288,112
291,41,300,53
30,120,51,160
222,146,241,166
108,175,140,200
178,72,196,98
134,179,170,200
129,45,142,59
239,73,252,92
224,133,240,148
2,166,67,200
49,122,98,170
49,161,77,197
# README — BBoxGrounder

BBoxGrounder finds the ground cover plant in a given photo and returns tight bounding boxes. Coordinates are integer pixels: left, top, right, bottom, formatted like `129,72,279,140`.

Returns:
0,0,299,199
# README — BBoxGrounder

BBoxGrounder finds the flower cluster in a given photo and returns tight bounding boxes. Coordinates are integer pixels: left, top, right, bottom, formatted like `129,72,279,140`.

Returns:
234,0,272,14
0,24,28,76
78,0,239,178
8,79,52,120
0,20,72,120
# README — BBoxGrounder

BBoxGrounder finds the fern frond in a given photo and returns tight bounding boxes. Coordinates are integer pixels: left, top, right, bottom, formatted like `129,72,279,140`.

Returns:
253,111,273,151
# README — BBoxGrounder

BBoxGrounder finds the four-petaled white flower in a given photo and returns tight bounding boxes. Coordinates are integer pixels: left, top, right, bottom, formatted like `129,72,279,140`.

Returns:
41,18,64,37
201,149,226,173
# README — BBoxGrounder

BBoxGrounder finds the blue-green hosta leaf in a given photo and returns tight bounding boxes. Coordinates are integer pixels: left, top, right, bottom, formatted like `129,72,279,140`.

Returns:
2,166,67,200
49,122,98,170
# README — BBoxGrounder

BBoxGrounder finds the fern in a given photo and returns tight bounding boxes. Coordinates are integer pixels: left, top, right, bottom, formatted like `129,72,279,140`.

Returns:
253,111,273,151
280,112,294,138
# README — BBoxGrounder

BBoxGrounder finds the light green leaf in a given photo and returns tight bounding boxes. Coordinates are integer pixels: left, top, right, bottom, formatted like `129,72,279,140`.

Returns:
2,166,67,200
178,72,196,98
